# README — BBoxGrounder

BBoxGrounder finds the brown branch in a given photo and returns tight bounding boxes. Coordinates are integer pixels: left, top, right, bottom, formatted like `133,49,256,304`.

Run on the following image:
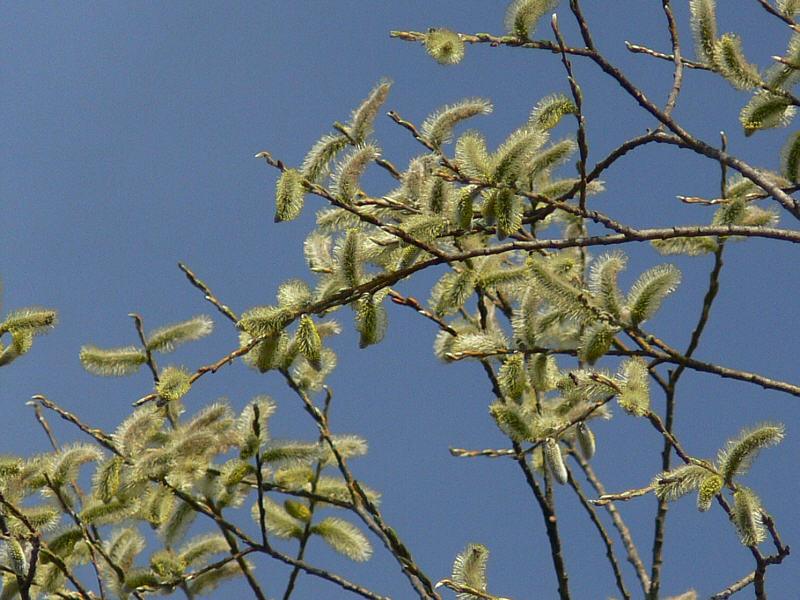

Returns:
388,289,457,335
280,370,441,600
756,0,800,32
571,455,650,593
551,15,590,211
282,390,332,600
564,461,631,600
178,262,239,323
710,571,756,599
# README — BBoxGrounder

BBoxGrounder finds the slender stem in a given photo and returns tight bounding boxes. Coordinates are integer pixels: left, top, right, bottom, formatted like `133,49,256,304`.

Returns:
570,453,650,593
564,460,631,600
282,391,332,600
208,502,268,600
280,371,440,600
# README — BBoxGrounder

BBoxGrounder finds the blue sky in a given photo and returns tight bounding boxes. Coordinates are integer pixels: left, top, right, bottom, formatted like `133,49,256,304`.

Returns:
2,2,799,598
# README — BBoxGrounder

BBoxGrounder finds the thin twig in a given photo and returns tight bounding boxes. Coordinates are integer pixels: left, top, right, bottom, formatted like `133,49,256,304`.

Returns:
571,455,650,593
565,460,631,600
178,262,239,323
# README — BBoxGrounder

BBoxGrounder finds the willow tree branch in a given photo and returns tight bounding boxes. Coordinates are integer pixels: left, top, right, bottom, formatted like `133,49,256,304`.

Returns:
564,460,631,600
282,391,332,600
178,262,239,323
280,370,441,600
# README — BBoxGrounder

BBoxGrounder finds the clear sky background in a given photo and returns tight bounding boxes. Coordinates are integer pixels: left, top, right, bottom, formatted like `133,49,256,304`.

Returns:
2,2,799,599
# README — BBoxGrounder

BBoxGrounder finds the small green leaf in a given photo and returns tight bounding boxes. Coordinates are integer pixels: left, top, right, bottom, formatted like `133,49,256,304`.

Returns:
283,500,311,522
254,496,303,539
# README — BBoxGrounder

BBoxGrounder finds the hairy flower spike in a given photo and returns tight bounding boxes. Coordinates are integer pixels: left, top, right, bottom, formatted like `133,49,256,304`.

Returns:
80,345,147,376
715,33,761,90
529,94,578,130
493,189,522,240
689,0,719,66
588,252,626,319
296,314,322,369
781,131,800,182
301,134,348,183
311,517,372,562
740,92,796,136
0,308,57,335
5,538,28,577
576,422,596,460
332,144,380,201
578,322,617,365
505,0,560,38
347,79,392,144
492,126,547,184
274,168,306,222
779,0,800,16
424,28,465,65
617,357,650,416
651,237,718,256
156,366,192,402
355,292,388,348
624,264,681,326
544,438,568,484
697,474,723,512
653,464,709,501
238,305,293,338
733,487,766,546
489,401,535,442
421,98,493,146
146,315,213,353
431,269,477,316
450,543,489,600
718,423,784,484
498,353,526,401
